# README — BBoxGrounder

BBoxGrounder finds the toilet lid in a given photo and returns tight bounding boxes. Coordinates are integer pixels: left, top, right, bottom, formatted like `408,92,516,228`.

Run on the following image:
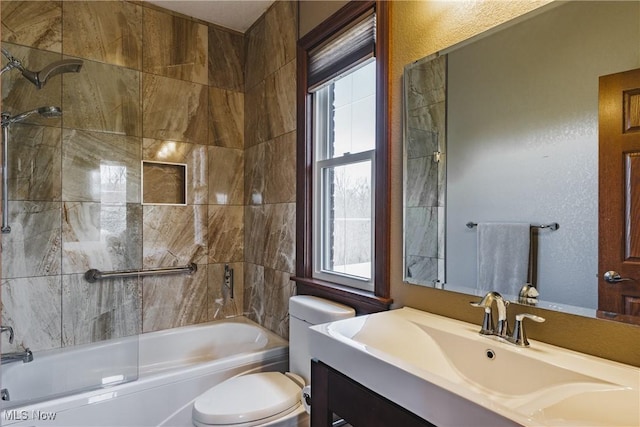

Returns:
193,372,302,425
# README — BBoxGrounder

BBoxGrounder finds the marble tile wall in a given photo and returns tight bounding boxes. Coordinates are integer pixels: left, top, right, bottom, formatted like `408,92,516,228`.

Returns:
243,1,298,339
0,0,248,352
404,56,446,285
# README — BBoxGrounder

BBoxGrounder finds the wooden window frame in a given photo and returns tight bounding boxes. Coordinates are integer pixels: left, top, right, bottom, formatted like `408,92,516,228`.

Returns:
294,0,392,314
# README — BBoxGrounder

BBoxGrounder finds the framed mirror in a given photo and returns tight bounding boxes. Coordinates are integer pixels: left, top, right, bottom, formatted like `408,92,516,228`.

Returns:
403,1,640,320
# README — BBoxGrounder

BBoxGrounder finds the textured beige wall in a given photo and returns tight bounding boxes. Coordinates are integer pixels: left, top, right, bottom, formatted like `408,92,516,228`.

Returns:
298,0,349,37
388,0,640,367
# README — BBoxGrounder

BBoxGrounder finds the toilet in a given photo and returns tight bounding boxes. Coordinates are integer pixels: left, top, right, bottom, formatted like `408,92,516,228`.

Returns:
192,296,355,427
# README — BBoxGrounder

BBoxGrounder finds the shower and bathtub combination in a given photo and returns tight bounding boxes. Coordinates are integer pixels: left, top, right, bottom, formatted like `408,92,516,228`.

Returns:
0,39,314,427
0,318,290,426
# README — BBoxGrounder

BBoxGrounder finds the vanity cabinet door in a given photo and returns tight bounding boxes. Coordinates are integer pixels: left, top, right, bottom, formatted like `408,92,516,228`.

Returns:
599,67,640,323
310,359,435,427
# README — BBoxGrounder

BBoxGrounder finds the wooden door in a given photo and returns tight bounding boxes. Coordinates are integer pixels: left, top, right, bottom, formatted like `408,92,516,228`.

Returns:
599,67,640,322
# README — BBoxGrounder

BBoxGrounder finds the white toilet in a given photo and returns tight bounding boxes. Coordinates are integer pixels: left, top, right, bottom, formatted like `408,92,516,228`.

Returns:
192,296,355,427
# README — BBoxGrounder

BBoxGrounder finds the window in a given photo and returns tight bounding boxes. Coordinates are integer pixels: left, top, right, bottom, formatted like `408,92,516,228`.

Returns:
295,1,391,312
313,60,376,290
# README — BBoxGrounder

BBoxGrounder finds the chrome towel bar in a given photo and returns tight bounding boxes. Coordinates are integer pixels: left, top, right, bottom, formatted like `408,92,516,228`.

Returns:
466,222,559,231
84,263,197,283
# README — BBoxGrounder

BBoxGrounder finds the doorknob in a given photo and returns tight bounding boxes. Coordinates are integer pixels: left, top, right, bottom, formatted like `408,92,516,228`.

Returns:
603,271,633,283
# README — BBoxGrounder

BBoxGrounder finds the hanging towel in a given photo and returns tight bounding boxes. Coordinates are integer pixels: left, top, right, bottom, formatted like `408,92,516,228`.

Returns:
477,222,530,296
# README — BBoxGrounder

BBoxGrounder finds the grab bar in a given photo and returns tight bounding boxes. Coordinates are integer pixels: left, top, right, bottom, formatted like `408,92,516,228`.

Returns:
466,222,559,231
2,114,11,233
84,263,197,283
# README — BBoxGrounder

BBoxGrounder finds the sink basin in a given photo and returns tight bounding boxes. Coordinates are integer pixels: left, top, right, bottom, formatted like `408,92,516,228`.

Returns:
309,307,640,427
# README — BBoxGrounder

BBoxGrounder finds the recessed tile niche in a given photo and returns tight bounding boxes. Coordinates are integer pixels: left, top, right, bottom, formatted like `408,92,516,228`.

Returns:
142,161,187,205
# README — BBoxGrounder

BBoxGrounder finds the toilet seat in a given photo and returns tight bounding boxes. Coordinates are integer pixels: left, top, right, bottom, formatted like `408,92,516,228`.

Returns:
193,372,304,427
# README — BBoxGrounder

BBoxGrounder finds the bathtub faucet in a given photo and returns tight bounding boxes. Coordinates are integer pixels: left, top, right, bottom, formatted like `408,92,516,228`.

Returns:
1,348,33,364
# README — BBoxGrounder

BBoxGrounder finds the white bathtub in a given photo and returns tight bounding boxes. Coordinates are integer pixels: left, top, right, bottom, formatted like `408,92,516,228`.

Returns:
0,317,289,427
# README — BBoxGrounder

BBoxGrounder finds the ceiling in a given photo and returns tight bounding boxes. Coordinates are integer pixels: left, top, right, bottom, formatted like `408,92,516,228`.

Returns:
145,0,276,33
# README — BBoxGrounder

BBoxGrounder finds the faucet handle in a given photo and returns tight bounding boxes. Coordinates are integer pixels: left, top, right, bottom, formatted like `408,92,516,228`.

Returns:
469,302,494,335
508,313,545,347
0,325,14,344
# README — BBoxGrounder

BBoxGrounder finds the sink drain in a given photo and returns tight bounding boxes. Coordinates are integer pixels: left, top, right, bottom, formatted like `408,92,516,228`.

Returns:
485,349,496,360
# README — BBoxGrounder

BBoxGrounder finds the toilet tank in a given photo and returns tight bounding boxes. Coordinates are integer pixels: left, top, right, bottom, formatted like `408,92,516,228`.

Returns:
289,296,355,384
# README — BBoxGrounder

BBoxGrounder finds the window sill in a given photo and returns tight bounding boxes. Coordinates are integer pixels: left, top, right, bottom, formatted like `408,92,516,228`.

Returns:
292,276,392,315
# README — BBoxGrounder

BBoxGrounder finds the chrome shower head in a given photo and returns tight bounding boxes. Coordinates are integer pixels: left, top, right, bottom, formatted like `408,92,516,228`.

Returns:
1,47,83,89
20,59,83,89
1,106,62,127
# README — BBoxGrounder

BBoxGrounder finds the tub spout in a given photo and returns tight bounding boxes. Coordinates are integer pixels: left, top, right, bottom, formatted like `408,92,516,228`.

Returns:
1,348,33,364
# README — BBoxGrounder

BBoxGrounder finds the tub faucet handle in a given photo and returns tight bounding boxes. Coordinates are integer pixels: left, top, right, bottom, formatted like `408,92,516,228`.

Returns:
0,325,14,344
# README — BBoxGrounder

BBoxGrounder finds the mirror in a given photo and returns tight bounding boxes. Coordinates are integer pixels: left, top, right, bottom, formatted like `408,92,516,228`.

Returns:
403,1,640,320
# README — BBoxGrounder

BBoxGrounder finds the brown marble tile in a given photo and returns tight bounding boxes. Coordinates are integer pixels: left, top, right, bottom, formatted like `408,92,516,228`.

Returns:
62,129,141,203
263,203,295,273
62,274,141,346
142,73,208,144
62,202,143,275
63,58,141,136
1,44,62,125
244,262,264,324
8,124,61,202
1,275,62,352
208,205,243,264
143,138,208,205
263,267,295,338
62,1,142,69
142,7,207,85
209,87,243,149
244,205,265,265
142,204,208,267
244,79,267,147
244,16,265,91
264,132,296,204
264,1,297,78
208,26,244,92
244,143,264,205
1,0,62,52
208,146,243,205
2,201,61,279
265,59,296,139
142,263,208,332
208,262,244,320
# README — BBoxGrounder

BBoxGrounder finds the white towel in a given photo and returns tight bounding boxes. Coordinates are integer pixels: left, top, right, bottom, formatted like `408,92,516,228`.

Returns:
477,222,530,296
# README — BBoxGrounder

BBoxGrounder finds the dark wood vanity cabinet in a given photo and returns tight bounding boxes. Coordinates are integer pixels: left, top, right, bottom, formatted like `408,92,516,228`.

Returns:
311,359,436,427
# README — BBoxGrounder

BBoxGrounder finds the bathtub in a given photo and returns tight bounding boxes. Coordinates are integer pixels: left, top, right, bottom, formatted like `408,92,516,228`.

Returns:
0,317,289,427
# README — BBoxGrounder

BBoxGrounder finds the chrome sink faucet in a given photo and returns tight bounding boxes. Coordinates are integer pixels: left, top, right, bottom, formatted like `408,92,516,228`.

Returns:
471,292,546,347
470,291,510,338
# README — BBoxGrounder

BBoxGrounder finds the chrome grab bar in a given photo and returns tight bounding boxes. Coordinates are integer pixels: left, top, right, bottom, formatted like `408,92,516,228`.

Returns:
84,263,197,283
2,114,11,233
466,222,559,230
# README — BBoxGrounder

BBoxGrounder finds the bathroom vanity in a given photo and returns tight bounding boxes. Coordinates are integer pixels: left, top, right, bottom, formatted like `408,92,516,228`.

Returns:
309,308,640,427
